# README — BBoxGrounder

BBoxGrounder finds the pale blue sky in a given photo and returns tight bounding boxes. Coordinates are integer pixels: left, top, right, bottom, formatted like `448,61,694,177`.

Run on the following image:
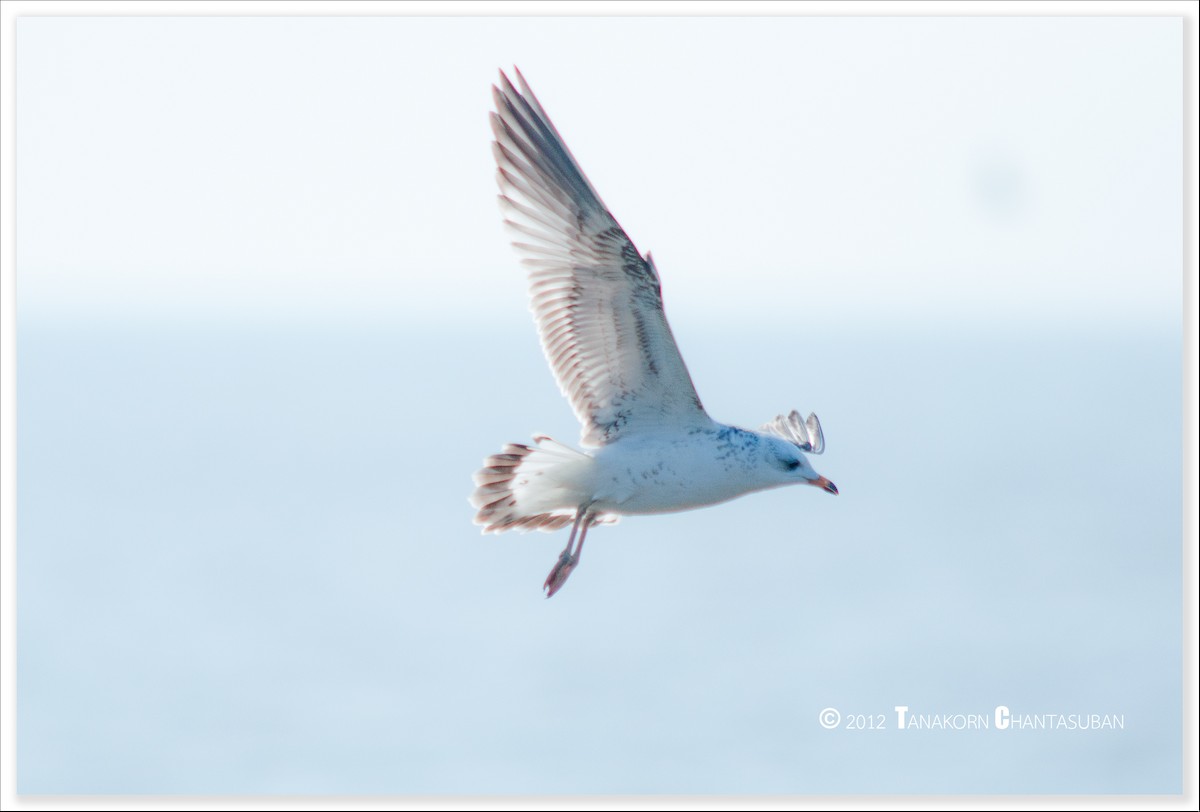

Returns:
16,15,1181,330
13,14,1187,797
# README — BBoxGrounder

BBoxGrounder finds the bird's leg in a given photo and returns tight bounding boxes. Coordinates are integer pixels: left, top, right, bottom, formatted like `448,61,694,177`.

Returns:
573,518,590,564
543,507,591,598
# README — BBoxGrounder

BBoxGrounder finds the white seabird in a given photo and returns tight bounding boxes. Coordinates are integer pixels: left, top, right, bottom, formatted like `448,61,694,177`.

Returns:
472,68,838,597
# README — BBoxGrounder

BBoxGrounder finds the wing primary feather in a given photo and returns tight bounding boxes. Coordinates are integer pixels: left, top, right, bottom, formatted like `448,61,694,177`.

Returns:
491,67,710,445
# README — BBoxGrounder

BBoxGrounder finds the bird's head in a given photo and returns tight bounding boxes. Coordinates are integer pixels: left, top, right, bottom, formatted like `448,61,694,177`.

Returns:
764,435,838,494
758,410,838,495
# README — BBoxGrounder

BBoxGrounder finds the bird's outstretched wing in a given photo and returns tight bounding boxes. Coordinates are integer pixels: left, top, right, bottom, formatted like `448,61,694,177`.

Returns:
760,410,826,455
490,68,709,447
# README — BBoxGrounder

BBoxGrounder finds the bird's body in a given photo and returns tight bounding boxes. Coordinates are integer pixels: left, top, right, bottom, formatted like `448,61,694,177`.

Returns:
472,68,838,596
590,424,810,515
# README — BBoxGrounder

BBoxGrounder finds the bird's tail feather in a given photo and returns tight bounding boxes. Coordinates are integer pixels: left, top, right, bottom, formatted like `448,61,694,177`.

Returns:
471,436,612,534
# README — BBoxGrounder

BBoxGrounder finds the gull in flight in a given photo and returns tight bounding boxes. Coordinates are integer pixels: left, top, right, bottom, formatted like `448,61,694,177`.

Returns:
471,68,838,597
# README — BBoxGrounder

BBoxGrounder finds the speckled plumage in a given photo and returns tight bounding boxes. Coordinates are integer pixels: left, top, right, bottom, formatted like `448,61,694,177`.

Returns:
471,68,838,596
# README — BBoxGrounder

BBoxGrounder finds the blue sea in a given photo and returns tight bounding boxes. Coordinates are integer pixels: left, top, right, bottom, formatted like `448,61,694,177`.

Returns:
16,320,1182,794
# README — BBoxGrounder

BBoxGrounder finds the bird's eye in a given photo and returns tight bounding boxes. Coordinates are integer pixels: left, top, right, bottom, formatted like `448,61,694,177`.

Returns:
772,453,802,472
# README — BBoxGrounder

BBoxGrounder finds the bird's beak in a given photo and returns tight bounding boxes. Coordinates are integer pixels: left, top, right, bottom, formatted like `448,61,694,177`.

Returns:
810,475,838,495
